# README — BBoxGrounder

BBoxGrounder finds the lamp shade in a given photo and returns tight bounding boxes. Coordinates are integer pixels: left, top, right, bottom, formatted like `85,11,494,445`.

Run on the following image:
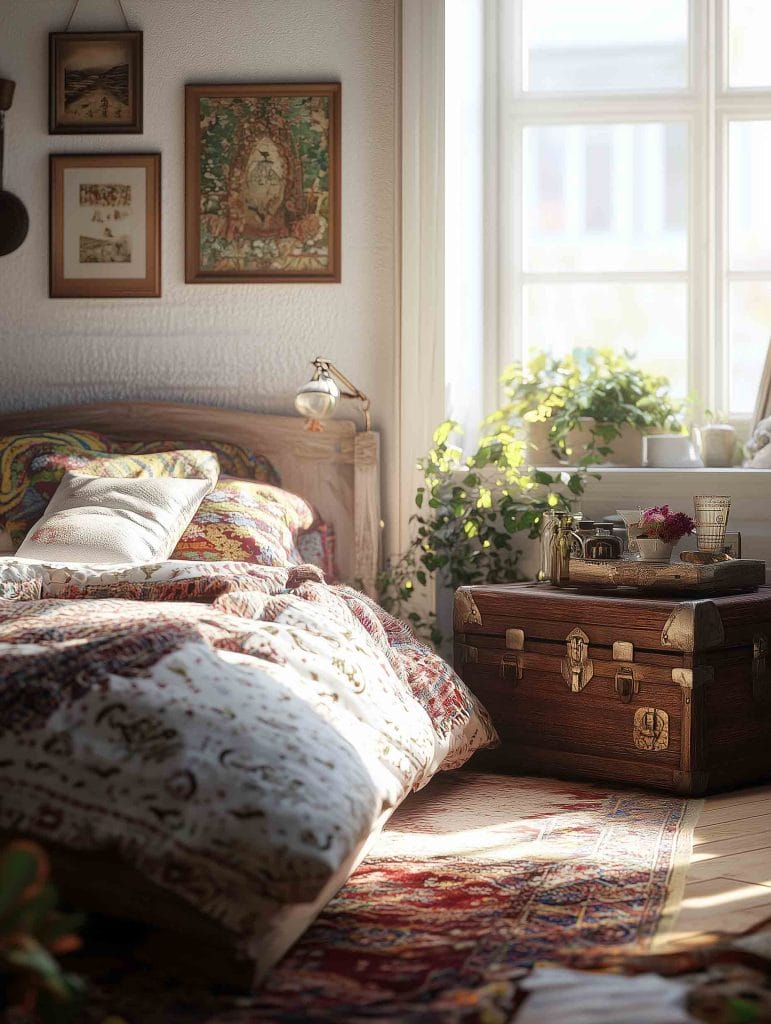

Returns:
295,373,340,420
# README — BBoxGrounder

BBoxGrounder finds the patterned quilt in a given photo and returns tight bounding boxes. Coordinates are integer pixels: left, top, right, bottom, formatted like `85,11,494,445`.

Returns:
0,558,497,954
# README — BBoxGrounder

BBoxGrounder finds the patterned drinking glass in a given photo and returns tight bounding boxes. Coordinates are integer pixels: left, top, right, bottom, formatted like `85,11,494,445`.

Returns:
693,495,731,553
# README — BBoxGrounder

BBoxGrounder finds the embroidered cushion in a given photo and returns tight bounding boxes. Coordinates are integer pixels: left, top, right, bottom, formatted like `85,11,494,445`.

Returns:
117,438,280,485
171,477,317,566
17,472,213,564
3,448,220,546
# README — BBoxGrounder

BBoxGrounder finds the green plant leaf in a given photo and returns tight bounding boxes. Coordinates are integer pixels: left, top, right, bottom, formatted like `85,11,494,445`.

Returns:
0,843,44,921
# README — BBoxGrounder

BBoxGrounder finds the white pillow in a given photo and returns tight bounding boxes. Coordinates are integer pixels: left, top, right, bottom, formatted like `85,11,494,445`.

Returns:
16,472,213,565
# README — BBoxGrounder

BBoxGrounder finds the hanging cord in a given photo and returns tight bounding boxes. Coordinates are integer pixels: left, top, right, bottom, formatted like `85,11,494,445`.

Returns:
64,0,131,32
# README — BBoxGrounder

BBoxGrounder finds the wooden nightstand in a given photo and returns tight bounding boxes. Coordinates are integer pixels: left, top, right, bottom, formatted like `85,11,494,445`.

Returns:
454,582,771,796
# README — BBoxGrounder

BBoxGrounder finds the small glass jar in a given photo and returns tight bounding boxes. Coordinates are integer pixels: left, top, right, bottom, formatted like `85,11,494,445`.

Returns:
583,525,623,561
575,519,596,556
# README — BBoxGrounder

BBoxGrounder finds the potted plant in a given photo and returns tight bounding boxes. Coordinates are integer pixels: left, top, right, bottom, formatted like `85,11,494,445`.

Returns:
0,839,85,1022
636,505,695,562
378,415,593,647
502,348,683,468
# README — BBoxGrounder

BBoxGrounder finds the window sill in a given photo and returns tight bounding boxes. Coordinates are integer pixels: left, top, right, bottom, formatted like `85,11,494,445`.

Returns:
542,465,770,504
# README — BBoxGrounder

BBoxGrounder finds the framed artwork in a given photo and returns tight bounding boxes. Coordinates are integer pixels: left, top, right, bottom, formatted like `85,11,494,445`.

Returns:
49,31,143,134
185,82,341,283
50,153,161,298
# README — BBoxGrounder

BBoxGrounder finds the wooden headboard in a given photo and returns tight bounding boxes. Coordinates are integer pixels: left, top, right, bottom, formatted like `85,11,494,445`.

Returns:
0,401,382,596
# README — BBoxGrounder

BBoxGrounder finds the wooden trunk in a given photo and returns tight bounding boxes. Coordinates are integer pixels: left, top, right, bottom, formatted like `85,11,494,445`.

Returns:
454,583,771,796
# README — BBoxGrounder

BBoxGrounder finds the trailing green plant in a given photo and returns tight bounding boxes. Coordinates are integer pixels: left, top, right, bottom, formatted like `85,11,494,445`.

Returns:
378,347,684,644
503,348,683,464
0,840,85,1023
377,418,591,644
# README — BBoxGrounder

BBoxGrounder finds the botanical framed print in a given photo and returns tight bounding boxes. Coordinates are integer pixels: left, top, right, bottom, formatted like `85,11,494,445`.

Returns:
185,83,340,283
50,153,161,298
49,31,143,134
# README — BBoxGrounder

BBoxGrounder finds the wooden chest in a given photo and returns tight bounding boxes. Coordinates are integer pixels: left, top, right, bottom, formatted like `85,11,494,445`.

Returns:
454,583,771,796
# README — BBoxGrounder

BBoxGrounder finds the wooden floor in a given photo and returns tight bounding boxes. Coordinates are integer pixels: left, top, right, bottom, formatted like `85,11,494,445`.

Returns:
670,784,771,945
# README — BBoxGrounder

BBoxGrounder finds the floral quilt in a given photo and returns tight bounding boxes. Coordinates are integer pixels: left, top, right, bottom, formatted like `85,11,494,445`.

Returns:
0,557,497,955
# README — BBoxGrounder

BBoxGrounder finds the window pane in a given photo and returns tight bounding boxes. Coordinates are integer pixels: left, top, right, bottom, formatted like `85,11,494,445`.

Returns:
523,124,688,272
521,0,688,93
728,282,771,415
522,284,687,397
728,121,771,271
728,0,771,88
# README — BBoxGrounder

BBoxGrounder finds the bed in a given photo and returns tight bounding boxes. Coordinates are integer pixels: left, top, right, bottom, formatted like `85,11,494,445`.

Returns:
0,401,497,987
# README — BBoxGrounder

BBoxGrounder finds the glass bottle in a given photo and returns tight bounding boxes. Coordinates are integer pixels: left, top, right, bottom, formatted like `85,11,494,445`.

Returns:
550,517,578,586
537,509,567,582
575,519,596,557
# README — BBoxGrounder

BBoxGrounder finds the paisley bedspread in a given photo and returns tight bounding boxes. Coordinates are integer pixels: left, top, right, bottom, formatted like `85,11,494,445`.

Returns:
0,558,496,948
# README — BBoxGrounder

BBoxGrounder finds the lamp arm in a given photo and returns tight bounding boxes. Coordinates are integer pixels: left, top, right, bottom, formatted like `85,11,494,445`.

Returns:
315,358,372,431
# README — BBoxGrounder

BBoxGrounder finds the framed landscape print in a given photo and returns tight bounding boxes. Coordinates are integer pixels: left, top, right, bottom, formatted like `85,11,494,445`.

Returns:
50,153,161,298
49,31,143,134
185,83,341,283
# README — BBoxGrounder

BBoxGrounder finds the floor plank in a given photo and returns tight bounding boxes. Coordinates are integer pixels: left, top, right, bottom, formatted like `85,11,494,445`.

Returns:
692,811,771,845
699,785,771,810
689,827,771,861
674,876,771,937
694,797,771,827
681,848,771,885
673,789,771,942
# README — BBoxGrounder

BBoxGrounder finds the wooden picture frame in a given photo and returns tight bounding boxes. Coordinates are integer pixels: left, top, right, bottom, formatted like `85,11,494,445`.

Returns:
50,153,161,298
49,31,143,134
185,83,341,284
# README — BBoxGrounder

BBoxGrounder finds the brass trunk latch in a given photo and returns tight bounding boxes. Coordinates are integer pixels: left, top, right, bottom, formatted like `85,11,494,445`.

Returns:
614,666,638,704
753,634,769,701
499,654,523,684
561,627,593,692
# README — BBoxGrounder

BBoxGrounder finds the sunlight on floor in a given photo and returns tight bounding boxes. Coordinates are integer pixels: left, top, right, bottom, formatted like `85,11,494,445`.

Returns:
681,881,771,910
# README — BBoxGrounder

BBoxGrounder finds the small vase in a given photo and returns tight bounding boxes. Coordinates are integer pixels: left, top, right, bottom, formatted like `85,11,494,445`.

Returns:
636,538,674,562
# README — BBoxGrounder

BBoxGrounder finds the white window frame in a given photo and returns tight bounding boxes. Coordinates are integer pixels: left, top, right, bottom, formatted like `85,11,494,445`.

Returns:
486,0,771,429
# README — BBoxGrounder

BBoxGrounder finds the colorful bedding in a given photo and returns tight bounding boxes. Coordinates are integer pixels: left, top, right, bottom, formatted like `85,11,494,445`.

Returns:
0,430,280,546
0,557,496,957
171,477,315,566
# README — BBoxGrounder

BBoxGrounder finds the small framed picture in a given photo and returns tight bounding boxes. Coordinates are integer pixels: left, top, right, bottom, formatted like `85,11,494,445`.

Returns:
50,153,161,298
49,31,143,134
185,82,341,283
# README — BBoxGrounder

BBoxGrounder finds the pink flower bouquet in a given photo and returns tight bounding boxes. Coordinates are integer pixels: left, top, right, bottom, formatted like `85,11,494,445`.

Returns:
638,505,695,544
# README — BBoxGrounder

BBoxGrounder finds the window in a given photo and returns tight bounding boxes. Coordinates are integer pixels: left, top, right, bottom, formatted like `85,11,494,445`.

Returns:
486,0,771,422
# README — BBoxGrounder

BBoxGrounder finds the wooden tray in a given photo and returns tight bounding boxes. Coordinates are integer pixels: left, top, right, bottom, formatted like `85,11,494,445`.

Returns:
567,557,766,594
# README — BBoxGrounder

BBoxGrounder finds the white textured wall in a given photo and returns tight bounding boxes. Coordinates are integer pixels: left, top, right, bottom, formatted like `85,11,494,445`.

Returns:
0,0,398,538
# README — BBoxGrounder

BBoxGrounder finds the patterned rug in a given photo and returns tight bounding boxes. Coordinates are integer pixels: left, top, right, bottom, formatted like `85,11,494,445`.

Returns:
82,771,701,1024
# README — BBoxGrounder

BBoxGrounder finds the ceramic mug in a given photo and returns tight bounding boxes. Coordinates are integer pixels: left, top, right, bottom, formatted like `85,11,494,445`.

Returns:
695,424,737,468
642,433,702,469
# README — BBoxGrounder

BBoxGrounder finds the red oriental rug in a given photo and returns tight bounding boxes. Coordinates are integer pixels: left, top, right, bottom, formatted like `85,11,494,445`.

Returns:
83,772,700,1023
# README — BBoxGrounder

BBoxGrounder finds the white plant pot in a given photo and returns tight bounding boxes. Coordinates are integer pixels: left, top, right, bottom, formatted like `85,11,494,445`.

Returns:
636,538,674,562
526,419,649,467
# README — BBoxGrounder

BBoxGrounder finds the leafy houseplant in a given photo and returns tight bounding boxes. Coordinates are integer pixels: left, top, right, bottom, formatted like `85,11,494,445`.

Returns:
378,347,684,644
378,418,593,645
505,348,683,467
0,840,85,1023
